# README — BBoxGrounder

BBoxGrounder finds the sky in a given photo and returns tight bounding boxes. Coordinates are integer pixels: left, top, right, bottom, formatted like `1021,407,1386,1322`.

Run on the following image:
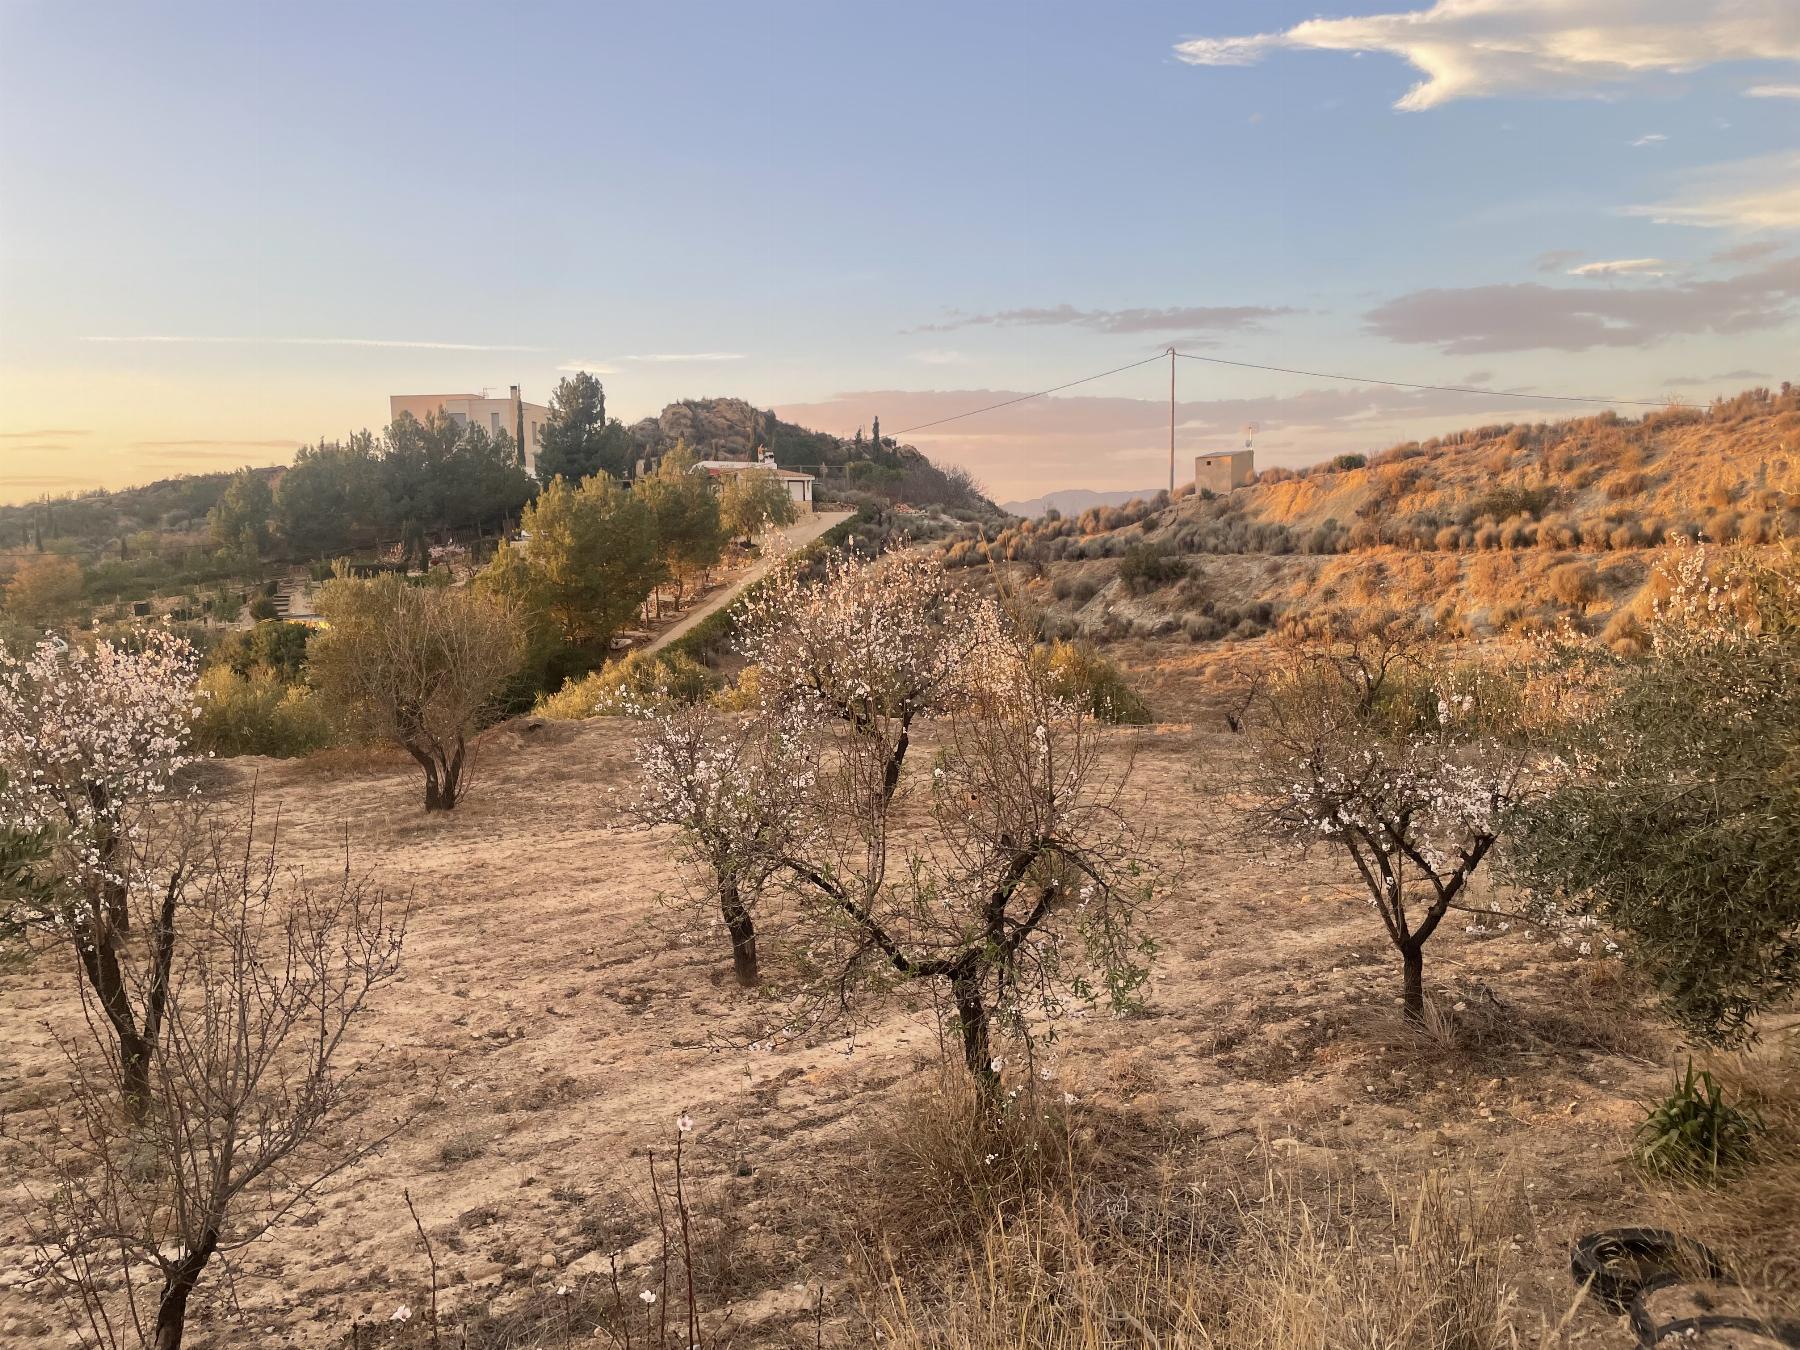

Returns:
1,0,1797,505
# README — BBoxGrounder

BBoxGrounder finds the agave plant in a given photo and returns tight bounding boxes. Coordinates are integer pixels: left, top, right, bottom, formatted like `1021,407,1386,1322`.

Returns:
1633,1059,1764,1180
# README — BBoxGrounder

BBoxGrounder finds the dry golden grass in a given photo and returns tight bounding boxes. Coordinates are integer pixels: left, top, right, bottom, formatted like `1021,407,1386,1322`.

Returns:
860,1156,1577,1350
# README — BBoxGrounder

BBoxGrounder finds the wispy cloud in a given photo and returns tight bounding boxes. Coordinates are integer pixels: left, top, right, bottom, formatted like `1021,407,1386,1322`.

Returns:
1745,83,1800,98
1567,258,1669,277
1628,151,1800,230
556,360,621,374
81,335,542,351
129,438,297,449
1632,133,1668,147
1365,255,1800,354
1532,249,1584,274
0,428,90,439
914,303,1293,335
1175,1,1800,111
1664,368,1771,386
621,352,747,363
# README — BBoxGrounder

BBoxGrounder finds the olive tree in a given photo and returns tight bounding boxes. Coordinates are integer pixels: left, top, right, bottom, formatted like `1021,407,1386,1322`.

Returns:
718,468,798,545
1245,615,1532,1024
1507,542,1800,1044
310,575,524,810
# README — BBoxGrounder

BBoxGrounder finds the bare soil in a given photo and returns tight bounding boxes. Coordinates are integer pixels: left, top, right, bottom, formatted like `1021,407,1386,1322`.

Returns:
0,663,1711,1348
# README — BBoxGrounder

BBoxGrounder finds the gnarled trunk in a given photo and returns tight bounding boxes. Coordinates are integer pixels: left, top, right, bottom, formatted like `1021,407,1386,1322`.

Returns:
719,880,758,986
952,967,997,1102
153,1232,218,1350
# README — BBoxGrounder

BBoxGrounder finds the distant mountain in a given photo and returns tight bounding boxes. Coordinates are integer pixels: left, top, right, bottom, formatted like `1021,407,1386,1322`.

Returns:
1000,487,1163,520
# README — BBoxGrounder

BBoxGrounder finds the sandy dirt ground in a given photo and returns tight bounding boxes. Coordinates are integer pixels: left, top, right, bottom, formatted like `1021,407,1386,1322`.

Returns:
0,657,1711,1349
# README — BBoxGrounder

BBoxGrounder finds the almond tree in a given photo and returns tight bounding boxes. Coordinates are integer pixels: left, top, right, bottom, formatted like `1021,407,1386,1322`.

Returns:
735,553,1154,1099
623,697,818,985
0,630,199,1114
24,819,406,1350
1246,617,1532,1024
739,548,983,805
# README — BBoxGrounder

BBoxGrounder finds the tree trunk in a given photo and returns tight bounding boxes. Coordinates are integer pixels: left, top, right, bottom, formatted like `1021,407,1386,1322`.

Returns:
153,1235,218,1350
952,969,997,1101
719,881,758,986
439,740,465,811
1402,944,1425,1025
75,926,155,1122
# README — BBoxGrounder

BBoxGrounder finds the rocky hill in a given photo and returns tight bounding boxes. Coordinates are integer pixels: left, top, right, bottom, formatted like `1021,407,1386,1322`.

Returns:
627,397,997,515
956,383,1799,652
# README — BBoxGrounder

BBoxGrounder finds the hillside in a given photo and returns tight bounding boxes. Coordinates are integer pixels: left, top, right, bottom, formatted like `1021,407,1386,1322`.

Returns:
627,396,998,516
959,383,1800,650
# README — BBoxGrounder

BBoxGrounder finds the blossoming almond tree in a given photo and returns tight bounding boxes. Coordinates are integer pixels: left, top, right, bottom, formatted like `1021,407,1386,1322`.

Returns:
26,818,406,1350
623,697,819,985
1247,616,1532,1024
738,548,984,805
777,616,1155,1099
0,630,200,1115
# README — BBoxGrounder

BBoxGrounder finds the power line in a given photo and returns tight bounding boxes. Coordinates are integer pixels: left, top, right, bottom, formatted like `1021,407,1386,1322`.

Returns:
891,353,1168,435
1171,350,1668,409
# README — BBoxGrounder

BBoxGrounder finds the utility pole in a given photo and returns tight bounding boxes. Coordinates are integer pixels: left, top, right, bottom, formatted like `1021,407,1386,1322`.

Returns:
1168,346,1177,494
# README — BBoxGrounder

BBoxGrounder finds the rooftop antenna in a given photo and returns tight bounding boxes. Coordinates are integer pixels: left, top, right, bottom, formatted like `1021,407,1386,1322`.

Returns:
1244,423,1258,450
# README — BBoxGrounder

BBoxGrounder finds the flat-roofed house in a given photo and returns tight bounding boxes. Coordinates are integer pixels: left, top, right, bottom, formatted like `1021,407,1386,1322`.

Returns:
691,452,815,510
389,386,550,477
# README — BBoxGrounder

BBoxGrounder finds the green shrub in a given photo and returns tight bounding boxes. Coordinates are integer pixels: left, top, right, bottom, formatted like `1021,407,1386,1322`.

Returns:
191,666,337,758
1032,640,1151,724
537,649,717,719
1118,544,1187,595
1509,544,1800,1043
1634,1060,1764,1180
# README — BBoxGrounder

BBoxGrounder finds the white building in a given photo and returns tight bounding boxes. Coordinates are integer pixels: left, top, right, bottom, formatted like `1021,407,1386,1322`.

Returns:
691,451,814,509
389,386,550,477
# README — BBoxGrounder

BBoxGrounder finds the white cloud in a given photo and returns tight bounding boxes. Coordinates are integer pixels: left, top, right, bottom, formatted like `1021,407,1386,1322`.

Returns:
81,334,541,351
1745,83,1800,98
1629,151,1800,230
555,360,620,374
621,352,747,362
1631,133,1667,147
1175,0,1800,111
1567,258,1668,276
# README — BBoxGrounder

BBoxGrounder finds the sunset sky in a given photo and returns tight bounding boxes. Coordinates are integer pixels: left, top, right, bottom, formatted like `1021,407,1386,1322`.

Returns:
2,0,1797,504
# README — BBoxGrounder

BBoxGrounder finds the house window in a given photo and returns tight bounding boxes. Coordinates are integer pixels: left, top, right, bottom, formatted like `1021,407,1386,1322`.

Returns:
490,412,502,433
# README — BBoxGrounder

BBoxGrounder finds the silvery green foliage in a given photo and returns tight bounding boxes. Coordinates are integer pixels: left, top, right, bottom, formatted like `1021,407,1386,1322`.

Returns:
1509,542,1800,1044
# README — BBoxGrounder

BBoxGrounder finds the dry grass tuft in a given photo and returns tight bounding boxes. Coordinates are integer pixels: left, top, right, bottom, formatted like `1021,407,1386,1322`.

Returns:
861,1161,1559,1350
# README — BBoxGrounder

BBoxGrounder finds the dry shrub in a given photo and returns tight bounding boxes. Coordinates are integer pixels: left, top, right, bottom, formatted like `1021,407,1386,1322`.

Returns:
1606,471,1649,501
862,1160,1550,1350
838,1071,1093,1255
1546,562,1599,607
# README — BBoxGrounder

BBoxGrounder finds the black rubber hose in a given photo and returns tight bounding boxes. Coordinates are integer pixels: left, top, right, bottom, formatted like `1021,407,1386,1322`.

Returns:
1569,1228,1726,1314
